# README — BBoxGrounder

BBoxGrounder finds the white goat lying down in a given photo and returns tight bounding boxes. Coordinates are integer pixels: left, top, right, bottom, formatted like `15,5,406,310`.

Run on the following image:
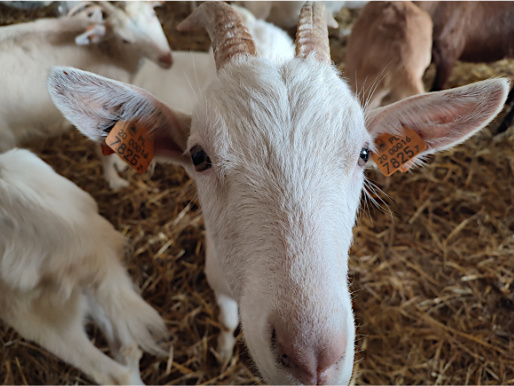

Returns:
0,1,171,191
0,148,167,385
134,4,295,114
48,2,509,384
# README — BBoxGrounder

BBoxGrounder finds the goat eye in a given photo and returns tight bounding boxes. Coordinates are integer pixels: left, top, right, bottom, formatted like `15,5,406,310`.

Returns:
122,38,130,44
190,145,212,172
358,147,370,166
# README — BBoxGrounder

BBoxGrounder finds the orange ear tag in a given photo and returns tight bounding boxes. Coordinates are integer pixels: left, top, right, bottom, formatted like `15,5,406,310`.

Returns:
371,126,427,176
105,120,155,174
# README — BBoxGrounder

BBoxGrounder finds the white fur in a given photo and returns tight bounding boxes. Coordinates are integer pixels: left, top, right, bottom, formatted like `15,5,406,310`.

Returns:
0,148,168,385
48,50,509,385
0,2,171,190
134,5,295,114
235,1,368,28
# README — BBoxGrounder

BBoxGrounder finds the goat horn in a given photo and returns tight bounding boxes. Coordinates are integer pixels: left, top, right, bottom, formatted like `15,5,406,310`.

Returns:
295,2,335,65
177,2,257,71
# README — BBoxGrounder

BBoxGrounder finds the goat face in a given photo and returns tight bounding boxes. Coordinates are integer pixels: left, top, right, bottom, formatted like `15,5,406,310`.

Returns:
73,1,173,68
117,2,173,68
190,57,366,384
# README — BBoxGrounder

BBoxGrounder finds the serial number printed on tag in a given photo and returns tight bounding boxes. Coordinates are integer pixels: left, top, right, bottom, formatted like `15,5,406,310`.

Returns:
106,120,154,174
371,127,427,176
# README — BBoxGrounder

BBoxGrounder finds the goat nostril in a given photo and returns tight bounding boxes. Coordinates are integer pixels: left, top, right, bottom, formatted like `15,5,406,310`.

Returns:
280,353,291,368
158,52,173,68
271,327,293,369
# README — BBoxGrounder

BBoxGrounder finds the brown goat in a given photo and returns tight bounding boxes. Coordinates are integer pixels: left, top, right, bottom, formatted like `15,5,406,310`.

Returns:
345,1,433,109
415,2,514,133
415,1,514,91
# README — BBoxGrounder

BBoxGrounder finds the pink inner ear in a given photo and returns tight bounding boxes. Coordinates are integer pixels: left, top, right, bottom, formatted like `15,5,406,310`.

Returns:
409,98,499,151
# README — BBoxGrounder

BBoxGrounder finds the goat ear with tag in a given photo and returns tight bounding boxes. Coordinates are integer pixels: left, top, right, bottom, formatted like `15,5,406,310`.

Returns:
47,66,192,168
366,79,509,169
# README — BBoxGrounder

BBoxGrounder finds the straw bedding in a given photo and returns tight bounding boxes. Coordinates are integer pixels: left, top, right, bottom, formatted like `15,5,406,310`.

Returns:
0,2,513,385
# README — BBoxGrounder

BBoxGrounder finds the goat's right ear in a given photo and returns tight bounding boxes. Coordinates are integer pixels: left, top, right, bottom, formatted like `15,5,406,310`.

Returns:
365,79,509,155
47,66,191,166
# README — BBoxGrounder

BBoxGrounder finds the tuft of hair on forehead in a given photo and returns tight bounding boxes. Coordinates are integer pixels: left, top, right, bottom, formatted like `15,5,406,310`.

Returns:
207,55,361,128
281,56,363,133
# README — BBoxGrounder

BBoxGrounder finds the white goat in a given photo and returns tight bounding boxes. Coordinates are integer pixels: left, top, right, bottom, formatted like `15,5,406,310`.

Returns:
47,2,509,384
235,1,368,28
134,4,295,114
345,1,433,109
0,148,168,385
0,1,172,190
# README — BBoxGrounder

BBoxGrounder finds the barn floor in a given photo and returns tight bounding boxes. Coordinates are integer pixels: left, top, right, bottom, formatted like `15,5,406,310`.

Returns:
0,2,513,385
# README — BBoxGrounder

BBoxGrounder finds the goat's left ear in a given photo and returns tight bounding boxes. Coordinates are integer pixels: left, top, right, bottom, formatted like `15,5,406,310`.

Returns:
47,66,191,167
366,79,509,155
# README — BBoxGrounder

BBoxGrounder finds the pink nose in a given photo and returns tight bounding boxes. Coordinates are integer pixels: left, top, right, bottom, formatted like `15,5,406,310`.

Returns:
158,52,173,68
272,325,346,385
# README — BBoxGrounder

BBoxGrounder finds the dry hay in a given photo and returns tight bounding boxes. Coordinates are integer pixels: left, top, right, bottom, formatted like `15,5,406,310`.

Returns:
1,2,513,385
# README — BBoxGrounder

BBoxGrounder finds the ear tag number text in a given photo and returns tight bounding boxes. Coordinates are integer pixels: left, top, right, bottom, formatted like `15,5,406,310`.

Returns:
105,120,155,174
371,126,427,176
